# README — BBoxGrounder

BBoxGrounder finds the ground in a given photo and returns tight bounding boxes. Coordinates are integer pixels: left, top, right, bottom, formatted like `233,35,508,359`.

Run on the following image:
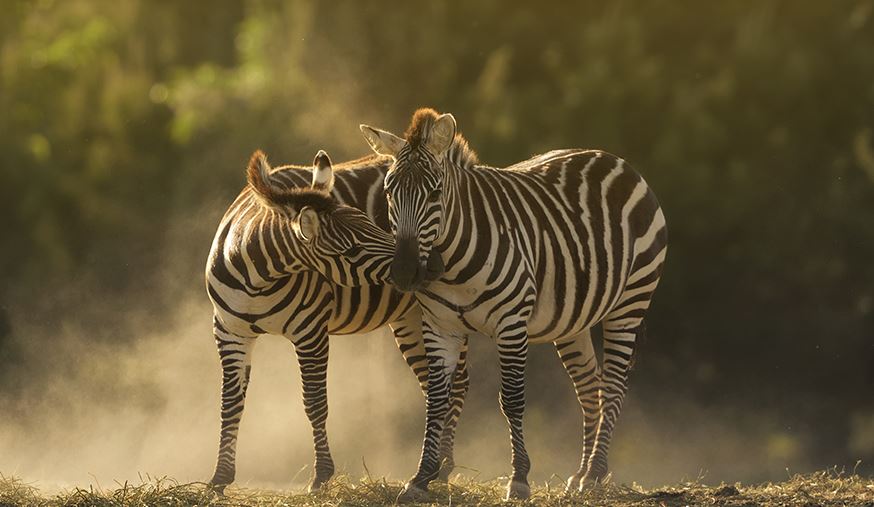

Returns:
1,471,872,506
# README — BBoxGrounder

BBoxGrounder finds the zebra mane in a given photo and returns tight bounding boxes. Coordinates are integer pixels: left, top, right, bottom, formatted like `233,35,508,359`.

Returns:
333,153,393,170
404,108,479,169
447,133,479,170
263,188,338,213
272,153,390,175
247,150,338,213
404,108,440,149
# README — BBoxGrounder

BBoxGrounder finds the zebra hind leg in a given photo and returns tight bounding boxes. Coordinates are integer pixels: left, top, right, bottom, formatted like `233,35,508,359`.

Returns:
583,314,647,486
554,329,601,492
293,332,335,492
209,320,257,492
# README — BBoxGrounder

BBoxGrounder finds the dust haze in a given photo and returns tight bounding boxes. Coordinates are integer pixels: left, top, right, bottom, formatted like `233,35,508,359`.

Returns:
0,99,820,493
0,218,815,493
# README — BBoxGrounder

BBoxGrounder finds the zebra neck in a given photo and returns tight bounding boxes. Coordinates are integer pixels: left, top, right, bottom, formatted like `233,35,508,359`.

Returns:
225,203,308,288
436,156,466,248
446,135,478,170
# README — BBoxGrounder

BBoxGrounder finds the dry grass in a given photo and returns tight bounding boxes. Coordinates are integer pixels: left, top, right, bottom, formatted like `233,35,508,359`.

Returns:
1,470,872,506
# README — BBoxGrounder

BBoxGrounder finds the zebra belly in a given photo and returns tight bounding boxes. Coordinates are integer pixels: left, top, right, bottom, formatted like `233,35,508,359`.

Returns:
209,274,414,338
418,260,627,344
526,295,611,344
531,265,639,344
526,271,628,344
418,283,620,345
327,286,416,334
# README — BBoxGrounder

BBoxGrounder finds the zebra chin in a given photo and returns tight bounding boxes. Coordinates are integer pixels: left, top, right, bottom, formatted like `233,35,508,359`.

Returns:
424,248,445,281
389,261,427,292
390,246,444,292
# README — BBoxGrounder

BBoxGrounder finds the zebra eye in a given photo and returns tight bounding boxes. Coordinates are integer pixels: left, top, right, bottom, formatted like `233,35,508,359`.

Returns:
344,245,362,257
428,189,442,202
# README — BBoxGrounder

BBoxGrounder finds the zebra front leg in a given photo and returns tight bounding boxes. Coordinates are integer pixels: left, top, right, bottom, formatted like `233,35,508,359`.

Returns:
437,337,469,481
398,324,463,503
497,324,532,500
209,318,257,492
555,329,601,492
391,311,469,483
292,327,334,492
584,316,646,485
390,308,429,393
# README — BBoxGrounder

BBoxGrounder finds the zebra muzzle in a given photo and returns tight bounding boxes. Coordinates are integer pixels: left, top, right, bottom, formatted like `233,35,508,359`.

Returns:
391,238,427,291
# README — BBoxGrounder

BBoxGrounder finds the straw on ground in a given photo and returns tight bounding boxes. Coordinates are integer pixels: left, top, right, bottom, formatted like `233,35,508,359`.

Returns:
1,470,872,506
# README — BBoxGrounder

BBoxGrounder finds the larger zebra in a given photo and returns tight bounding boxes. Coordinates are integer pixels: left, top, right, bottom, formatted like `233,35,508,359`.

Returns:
360,109,668,501
205,149,470,493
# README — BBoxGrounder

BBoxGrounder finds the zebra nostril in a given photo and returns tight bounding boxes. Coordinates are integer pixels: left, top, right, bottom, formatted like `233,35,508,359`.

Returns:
424,249,445,281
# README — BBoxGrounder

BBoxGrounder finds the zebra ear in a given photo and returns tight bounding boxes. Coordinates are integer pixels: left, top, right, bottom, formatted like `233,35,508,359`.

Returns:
247,149,279,200
292,206,319,243
425,113,456,156
360,124,405,157
312,150,334,192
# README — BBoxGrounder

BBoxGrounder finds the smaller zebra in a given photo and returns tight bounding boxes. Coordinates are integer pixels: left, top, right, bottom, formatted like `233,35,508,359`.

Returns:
206,150,399,492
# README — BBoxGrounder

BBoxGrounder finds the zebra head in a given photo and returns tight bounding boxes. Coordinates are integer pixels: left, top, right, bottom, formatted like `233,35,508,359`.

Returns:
247,149,396,287
359,108,456,292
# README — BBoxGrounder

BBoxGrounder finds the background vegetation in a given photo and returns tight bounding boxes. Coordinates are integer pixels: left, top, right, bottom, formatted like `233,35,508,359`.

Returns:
1,0,873,490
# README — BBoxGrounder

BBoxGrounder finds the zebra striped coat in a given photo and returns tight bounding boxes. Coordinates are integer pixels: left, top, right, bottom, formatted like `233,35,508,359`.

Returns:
361,109,668,501
205,150,469,493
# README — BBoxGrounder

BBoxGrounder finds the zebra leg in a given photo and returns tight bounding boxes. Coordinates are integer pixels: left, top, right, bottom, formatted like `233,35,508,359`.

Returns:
437,336,470,481
390,312,469,483
555,329,601,492
497,325,531,500
583,313,647,486
398,323,463,502
389,309,429,393
209,318,257,492
292,328,334,492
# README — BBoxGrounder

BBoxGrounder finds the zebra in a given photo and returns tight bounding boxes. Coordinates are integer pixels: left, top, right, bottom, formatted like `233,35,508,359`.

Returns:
360,108,668,501
205,149,470,493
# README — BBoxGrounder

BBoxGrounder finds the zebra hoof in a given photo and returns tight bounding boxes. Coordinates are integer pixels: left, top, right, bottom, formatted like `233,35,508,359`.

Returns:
435,459,455,482
396,482,428,504
505,479,531,500
307,475,331,493
208,469,234,495
207,482,228,496
565,475,582,493
581,468,609,489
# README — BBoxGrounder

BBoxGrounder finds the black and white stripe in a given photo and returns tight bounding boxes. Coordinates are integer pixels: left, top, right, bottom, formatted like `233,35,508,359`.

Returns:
361,109,668,501
205,149,470,492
